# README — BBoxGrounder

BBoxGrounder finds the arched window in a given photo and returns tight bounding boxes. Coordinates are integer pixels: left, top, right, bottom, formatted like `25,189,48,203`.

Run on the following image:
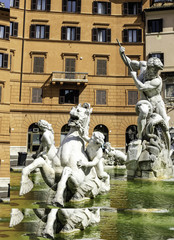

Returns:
60,124,70,144
27,123,42,153
94,124,108,142
126,125,138,152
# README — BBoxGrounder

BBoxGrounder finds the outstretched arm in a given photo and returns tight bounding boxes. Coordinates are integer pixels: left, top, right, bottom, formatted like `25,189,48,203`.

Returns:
119,47,140,71
131,72,161,91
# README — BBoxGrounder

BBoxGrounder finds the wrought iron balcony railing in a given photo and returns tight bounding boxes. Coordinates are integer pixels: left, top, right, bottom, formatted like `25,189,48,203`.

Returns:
51,71,88,84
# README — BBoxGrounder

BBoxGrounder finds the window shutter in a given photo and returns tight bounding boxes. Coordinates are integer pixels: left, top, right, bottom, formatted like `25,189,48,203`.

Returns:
123,3,128,15
5,26,10,39
31,0,37,10
15,0,19,8
32,88,42,103
137,2,142,14
61,26,67,40
137,29,142,42
13,22,18,37
106,28,111,42
159,19,163,32
77,0,81,13
107,2,111,15
92,28,98,41
45,25,50,39
62,0,67,12
30,25,36,38
128,91,138,105
148,20,152,33
96,90,106,105
97,60,107,75
76,27,81,41
46,0,51,11
3,54,8,68
59,96,65,104
122,29,128,42
33,57,44,73
93,1,98,14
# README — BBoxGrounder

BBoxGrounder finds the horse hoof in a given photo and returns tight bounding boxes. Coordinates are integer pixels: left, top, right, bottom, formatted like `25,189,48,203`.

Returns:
19,178,33,196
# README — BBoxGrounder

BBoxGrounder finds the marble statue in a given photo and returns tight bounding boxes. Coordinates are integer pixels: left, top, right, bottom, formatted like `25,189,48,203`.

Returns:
9,208,100,239
119,44,174,179
20,103,110,206
103,142,127,166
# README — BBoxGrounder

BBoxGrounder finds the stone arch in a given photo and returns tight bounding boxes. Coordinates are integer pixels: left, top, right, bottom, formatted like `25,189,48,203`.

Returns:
125,125,138,152
119,116,137,135
94,124,109,142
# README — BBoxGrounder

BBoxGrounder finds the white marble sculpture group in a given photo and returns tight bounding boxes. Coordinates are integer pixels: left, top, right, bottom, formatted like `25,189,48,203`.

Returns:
119,46,173,179
20,103,110,206
11,44,174,238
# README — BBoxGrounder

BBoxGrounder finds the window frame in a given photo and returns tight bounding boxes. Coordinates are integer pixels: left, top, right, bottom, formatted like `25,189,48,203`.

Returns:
147,19,163,33
92,28,111,42
95,89,107,105
62,0,81,13
92,1,111,15
123,2,142,15
31,87,43,103
0,25,9,40
61,26,81,41
10,22,18,37
0,53,8,69
122,29,142,43
10,0,19,8
59,89,79,104
148,53,164,64
126,89,139,106
30,24,50,39
31,0,51,11
165,83,174,99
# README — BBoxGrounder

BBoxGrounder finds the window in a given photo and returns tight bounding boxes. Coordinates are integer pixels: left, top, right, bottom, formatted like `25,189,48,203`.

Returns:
147,19,163,33
10,0,19,8
148,53,164,64
62,0,81,13
31,0,51,11
123,29,142,43
93,1,111,15
65,58,75,79
92,28,111,42
96,90,106,105
0,25,9,39
10,22,18,37
97,59,107,75
30,25,50,39
128,90,138,105
94,124,108,142
59,89,79,104
33,57,44,73
61,26,80,41
0,53,8,68
166,84,174,98
32,88,42,103
123,2,142,15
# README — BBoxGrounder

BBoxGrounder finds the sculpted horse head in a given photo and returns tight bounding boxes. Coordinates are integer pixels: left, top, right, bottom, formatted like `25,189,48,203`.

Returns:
68,103,93,137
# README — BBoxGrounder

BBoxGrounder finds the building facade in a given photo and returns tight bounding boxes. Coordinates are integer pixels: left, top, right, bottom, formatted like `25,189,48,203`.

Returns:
145,0,174,126
0,6,10,180
10,0,150,161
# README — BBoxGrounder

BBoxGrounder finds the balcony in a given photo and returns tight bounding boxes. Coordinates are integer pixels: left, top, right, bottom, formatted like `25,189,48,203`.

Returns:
51,71,88,84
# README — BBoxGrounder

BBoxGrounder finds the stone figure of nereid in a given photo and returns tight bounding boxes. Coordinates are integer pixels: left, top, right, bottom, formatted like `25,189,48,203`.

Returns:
20,103,110,205
118,41,173,179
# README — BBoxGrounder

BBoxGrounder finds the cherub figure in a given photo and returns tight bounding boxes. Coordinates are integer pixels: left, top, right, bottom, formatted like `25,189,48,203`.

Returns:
77,131,108,180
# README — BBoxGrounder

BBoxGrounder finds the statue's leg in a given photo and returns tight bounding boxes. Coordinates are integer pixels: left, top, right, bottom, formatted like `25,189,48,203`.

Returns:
42,209,58,239
52,166,72,207
137,104,149,139
20,157,55,196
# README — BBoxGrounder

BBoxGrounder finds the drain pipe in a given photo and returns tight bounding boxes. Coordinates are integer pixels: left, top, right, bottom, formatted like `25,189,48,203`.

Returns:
19,0,26,102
